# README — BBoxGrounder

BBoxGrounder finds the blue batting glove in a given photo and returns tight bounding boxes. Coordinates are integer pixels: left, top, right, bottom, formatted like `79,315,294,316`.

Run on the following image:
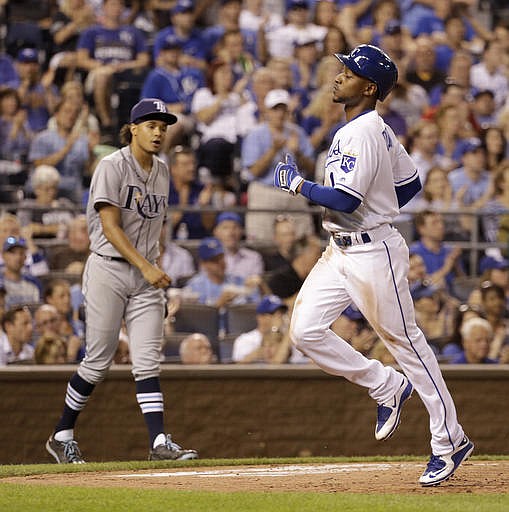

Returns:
273,153,304,195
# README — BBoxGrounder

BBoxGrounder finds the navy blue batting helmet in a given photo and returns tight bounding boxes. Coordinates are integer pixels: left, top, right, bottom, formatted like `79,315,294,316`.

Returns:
334,44,398,101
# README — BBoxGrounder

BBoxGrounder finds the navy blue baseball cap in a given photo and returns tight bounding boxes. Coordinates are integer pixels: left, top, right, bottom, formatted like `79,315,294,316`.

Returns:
410,283,439,301
287,0,309,9
343,305,363,321
479,255,509,274
256,295,288,314
215,212,242,226
171,0,193,14
460,137,483,156
130,98,178,125
198,237,224,260
3,236,27,252
17,48,38,63
160,36,183,51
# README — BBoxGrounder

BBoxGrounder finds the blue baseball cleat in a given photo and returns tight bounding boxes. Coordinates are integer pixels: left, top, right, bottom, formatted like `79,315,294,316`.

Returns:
375,376,413,441
419,436,474,487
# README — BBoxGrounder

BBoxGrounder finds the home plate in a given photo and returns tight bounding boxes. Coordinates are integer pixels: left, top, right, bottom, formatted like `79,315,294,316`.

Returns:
113,462,422,479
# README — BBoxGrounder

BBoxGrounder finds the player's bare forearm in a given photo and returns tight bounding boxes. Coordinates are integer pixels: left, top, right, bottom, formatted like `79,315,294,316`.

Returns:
98,205,170,287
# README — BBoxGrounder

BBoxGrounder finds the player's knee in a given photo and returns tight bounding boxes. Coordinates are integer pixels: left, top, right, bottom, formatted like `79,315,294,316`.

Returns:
77,364,109,385
290,316,325,349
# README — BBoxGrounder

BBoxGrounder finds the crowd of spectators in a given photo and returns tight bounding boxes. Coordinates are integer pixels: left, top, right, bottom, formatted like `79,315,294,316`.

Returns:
1,0,509,366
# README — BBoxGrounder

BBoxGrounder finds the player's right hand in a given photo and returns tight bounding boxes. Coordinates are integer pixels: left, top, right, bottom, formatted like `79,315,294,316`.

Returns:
142,264,172,289
273,153,304,195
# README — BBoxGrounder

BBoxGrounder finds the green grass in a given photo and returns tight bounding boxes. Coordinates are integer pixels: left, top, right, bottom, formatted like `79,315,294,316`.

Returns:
1,457,508,512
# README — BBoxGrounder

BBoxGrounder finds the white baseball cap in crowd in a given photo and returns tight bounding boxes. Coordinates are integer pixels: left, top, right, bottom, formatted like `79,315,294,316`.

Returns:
264,89,290,109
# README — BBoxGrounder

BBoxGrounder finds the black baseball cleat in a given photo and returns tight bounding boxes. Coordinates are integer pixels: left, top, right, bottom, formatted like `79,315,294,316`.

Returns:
375,376,413,441
46,434,85,464
148,434,199,461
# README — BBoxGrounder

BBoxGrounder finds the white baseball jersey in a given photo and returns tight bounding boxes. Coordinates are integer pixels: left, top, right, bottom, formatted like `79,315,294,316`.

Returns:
322,110,417,232
87,146,169,262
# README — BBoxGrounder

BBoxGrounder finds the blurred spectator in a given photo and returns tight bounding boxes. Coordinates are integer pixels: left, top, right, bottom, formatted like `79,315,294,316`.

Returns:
446,49,473,91
215,28,258,82
290,35,320,102
450,316,498,364
408,252,428,290
408,120,451,185
240,0,283,34
411,282,456,347
34,334,68,364
158,220,196,286
481,163,509,245
179,332,215,364
0,305,34,366
141,39,205,149
34,304,83,363
47,215,90,273
12,47,60,133
330,305,377,356
441,303,484,362
76,0,150,133
478,280,509,361
0,212,50,277
0,236,42,308
264,234,322,306
376,91,408,145
0,50,18,89
28,99,97,203
44,278,85,344
167,145,215,240
232,294,291,363
265,0,326,60
313,0,339,30
358,0,400,47
241,89,315,241
471,90,498,132
469,40,508,111
404,166,468,241
47,80,101,137
410,210,464,292
405,36,447,96
300,55,345,153
387,82,429,132
213,211,264,280
49,0,96,84
321,25,349,58
369,339,397,366
263,214,297,272
0,87,32,171
202,0,258,63
153,0,207,70
433,13,468,74
480,125,506,172
183,237,260,308
478,254,509,310
16,165,75,239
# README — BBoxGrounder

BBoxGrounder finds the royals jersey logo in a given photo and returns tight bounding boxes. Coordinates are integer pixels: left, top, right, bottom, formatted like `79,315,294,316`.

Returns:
340,153,357,173
123,185,167,219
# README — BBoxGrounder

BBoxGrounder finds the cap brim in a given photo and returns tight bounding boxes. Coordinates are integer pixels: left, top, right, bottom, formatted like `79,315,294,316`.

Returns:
133,112,178,125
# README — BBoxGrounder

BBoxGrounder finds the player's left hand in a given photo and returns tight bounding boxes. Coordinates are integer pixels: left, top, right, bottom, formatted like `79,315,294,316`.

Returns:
273,153,304,195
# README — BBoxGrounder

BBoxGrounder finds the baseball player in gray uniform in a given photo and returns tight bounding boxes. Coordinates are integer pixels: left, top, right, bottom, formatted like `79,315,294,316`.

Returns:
274,45,473,486
46,99,198,463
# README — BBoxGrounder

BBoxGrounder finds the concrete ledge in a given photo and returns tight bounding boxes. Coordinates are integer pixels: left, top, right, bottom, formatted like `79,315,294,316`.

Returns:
1,365,508,464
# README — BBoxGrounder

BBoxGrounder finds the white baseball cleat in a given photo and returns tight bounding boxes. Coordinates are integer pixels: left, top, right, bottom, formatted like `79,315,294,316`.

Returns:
419,436,474,487
374,376,413,441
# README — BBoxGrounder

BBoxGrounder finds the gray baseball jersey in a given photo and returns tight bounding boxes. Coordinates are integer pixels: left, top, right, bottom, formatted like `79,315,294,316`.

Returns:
87,146,169,262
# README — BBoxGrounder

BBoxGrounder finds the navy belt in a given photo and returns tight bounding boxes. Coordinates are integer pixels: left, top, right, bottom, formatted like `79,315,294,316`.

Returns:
332,232,371,247
95,252,128,263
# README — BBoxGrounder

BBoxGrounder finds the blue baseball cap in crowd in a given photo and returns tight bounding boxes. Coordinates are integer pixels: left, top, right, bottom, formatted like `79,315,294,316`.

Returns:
17,48,38,63
256,295,288,314
171,0,194,15
198,237,224,260
130,98,178,125
460,137,483,156
479,255,509,274
410,283,439,301
287,0,309,9
160,36,183,51
215,212,242,226
3,236,27,252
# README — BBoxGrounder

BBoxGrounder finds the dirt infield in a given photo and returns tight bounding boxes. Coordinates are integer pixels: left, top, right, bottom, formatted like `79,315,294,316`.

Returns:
4,460,508,494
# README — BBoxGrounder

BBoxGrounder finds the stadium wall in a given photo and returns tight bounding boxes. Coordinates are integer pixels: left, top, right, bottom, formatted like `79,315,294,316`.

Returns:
0,365,507,464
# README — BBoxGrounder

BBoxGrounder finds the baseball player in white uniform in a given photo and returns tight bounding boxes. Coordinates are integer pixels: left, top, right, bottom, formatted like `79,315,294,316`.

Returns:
46,99,198,463
274,45,473,486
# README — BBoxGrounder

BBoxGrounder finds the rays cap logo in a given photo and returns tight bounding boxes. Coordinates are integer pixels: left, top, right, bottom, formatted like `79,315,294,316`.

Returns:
130,98,178,125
